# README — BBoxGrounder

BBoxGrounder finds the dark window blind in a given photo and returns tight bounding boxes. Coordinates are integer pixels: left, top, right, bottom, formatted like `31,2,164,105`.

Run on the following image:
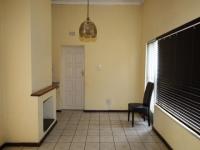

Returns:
157,23,200,136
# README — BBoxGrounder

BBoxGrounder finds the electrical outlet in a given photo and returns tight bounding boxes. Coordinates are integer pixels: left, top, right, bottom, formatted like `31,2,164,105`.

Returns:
106,99,111,110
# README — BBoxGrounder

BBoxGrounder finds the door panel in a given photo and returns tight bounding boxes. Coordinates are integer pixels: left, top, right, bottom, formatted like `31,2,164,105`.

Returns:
61,46,84,109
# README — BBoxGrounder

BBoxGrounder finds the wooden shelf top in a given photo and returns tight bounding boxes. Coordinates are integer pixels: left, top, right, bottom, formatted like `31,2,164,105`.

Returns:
31,84,59,97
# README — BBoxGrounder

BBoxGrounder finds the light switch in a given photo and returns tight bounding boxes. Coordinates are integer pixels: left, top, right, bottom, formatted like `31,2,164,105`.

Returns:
68,31,76,36
97,64,102,71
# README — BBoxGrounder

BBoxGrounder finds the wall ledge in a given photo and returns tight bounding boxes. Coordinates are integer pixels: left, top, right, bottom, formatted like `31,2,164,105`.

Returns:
31,84,58,97
155,104,200,140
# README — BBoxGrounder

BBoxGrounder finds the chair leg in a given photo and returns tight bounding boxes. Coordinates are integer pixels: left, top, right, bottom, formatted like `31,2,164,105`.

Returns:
132,111,134,127
143,114,145,121
148,110,150,126
128,110,130,121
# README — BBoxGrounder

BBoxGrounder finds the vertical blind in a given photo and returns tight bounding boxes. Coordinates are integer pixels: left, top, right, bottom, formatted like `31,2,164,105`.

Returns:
157,22,200,136
146,41,158,112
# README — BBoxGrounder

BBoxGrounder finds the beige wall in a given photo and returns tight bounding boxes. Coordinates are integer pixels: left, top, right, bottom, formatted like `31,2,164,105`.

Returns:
1,0,38,142
0,0,52,144
0,0,5,146
0,93,4,146
142,0,200,149
142,0,200,43
31,0,52,92
0,90,4,146
141,0,200,86
52,5,144,110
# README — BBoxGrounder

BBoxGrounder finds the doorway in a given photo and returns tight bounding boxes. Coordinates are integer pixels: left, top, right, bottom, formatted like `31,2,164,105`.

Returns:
60,46,85,110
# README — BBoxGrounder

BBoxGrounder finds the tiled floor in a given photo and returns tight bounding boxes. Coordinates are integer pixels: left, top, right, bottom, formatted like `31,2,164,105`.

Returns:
3,111,169,150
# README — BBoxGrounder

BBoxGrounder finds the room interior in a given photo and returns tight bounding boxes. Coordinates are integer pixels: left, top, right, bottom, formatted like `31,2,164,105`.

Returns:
0,0,200,150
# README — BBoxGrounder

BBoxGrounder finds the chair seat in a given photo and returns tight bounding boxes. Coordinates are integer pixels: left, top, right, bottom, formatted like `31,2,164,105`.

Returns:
128,103,148,113
128,103,142,108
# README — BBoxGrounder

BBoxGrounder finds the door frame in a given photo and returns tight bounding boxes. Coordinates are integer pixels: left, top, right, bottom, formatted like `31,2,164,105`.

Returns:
60,45,85,110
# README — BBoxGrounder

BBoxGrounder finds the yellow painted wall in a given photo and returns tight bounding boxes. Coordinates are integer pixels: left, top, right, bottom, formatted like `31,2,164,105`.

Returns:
142,0,200,149
0,0,52,144
1,0,38,142
31,0,52,92
142,0,200,43
52,5,144,110
0,0,5,146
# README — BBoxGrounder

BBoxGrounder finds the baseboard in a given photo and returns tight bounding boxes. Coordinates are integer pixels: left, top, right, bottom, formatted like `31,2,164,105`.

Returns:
1,142,40,148
0,121,57,149
152,127,173,150
84,110,128,112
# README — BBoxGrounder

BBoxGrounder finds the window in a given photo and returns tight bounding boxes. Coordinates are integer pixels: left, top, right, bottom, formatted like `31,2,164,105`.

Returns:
145,40,158,112
157,20,200,136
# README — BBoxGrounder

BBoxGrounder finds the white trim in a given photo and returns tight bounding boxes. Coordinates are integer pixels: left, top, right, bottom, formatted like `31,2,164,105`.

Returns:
155,104,200,139
52,1,144,5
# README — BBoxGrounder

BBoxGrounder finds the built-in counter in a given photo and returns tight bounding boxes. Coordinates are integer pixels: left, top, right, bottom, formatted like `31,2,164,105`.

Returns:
31,84,58,144
52,82,61,111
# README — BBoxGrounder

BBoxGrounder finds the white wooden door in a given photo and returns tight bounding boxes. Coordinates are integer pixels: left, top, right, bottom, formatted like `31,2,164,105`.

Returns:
61,46,84,109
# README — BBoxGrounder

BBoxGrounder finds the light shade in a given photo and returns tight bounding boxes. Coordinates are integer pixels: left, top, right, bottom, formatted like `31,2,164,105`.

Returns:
79,17,97,42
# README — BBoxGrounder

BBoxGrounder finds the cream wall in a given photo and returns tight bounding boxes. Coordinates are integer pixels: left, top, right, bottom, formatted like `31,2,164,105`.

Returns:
31,0,52,92
52,5,144,110
0,0,52,144
142,0,200,149
141,0,200,85
142,0,200,43
1,0,38,142
0,0,5,146
0,85,4,146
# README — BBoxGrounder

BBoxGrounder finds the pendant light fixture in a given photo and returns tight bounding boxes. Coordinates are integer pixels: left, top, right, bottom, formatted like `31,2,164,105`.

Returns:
79,0,97,42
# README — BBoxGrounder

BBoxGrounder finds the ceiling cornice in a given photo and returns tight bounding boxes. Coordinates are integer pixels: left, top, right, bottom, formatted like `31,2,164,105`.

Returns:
52,0,144,5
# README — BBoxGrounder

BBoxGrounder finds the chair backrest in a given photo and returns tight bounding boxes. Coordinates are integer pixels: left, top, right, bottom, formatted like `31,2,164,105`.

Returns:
143,82,154,107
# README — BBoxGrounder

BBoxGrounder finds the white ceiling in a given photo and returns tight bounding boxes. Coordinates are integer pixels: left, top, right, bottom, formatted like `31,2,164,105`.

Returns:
52,0,144,5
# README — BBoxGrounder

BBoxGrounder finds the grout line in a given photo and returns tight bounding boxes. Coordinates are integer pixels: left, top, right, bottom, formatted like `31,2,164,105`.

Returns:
99,112,100,150
68,111,81,150
122,112,132,150
53,111,73,150
50,111,166,150
8,111,167,150
125,112,149,150
99,112,101,150
109,112,117,150
83,111,88,150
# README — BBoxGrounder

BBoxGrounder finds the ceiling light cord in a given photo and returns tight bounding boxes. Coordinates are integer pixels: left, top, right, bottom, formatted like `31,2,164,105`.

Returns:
87,0,89,19
79,0,97,41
